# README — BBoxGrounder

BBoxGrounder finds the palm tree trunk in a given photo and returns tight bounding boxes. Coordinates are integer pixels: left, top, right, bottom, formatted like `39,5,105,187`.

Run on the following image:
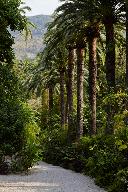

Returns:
104,19,115,89
88,37,97,135
104,19,115,134
65,86,69,125
76,47,85,140
126,1,128,88
67,48,75,142
60,67,65,128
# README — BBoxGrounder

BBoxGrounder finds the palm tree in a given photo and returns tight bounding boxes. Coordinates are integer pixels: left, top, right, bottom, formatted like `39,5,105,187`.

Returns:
98,0,125,134
25,57,56,112
43,27,68,128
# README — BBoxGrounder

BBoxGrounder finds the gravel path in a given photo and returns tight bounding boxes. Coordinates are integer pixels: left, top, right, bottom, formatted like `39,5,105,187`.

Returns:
0,161,105,192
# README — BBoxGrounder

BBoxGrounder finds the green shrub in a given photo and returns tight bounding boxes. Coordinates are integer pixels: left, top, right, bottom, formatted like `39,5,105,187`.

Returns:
109,168,128,192
10,104,40,172
40,124,128,191
0,101,40,173
41,127,67,165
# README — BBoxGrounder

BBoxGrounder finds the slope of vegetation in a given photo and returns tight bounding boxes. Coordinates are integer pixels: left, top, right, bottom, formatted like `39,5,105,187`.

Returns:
12,15,51,59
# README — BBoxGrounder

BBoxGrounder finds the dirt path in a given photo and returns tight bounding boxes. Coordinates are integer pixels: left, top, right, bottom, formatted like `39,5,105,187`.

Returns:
0,161,105,192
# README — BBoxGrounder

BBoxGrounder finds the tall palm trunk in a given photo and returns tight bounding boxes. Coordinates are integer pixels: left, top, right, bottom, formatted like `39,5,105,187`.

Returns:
104,18,115,134
104,18,115,89
76,46,85,140
65,80,69,125
60,67,65,128
126,1,128,88
67,47,75,142
88,36,97,135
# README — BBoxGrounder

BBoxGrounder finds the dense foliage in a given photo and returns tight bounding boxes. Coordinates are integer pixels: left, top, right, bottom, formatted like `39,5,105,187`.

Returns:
41,128,128,191
0,0,40,174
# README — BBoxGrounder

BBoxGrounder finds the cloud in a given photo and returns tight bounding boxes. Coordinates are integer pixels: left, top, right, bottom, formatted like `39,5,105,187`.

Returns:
24,0,59,15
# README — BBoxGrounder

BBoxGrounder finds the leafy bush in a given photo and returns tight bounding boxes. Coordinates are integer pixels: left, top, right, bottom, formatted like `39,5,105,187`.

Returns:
10,103,40,172
41,130,128,191
0,98,40,172
41,127,67,165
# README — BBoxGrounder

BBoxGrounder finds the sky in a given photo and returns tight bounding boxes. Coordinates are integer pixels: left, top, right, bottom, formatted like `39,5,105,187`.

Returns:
24,0,60,16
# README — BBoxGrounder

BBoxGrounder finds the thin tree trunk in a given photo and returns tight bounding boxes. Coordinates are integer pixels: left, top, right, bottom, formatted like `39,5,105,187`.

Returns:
104,19,115,89
76,47,85,140
60,67,65,128
41,90,48,127
67,48,75,142
88,37,97,135
126,0,128,88
48,85,54,112
104,19,115,134
65,85,69,125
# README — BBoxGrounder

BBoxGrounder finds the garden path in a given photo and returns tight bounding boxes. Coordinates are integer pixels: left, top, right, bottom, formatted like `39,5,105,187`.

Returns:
0,161,105,192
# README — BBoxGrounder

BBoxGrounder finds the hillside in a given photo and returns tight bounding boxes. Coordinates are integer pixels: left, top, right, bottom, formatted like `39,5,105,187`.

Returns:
12,15,51,60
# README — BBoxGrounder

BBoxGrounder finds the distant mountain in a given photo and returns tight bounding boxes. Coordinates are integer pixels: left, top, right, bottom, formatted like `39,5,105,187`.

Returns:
12,15,52,60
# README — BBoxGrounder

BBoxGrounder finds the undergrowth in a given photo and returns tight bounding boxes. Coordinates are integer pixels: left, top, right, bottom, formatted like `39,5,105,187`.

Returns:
40,127,128,191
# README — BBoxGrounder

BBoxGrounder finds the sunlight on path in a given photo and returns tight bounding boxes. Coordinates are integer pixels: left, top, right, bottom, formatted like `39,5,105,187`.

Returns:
0,162,105,192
